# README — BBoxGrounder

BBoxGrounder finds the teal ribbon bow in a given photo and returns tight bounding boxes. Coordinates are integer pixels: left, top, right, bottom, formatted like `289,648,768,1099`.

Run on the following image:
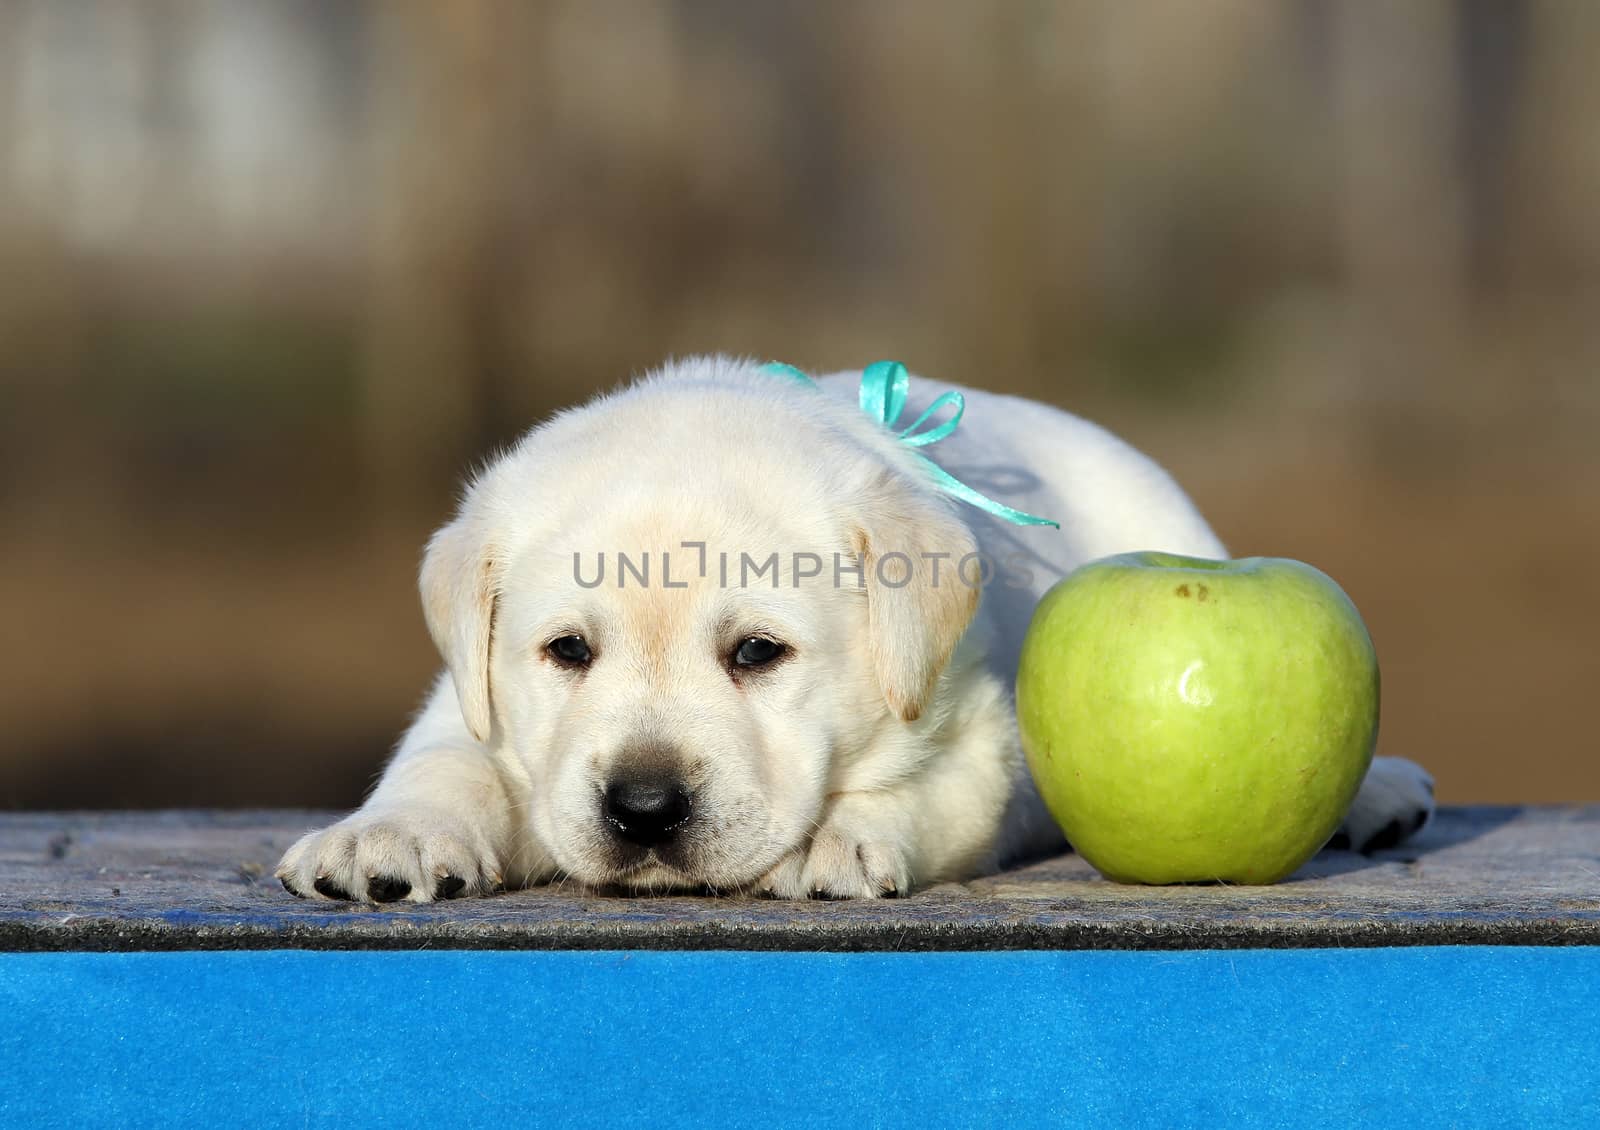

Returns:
763,359,1059,529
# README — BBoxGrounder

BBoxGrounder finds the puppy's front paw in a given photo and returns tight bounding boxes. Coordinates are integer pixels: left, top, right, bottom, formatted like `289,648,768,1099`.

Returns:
275,809,503,904
1331,756,1436,854
756,828,911,900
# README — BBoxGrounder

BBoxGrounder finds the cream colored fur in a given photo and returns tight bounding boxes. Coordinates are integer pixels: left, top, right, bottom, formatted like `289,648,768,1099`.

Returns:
277,357,1433,901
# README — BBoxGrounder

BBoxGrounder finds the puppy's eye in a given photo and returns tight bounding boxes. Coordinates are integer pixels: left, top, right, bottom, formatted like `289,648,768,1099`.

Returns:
731,636,787,670
546,635,592,668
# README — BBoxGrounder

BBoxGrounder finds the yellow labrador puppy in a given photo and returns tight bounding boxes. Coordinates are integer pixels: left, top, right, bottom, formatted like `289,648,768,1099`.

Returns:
278,357,1433,902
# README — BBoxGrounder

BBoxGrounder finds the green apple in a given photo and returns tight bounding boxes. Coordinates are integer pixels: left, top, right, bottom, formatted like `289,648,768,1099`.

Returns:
1016,552,1378,884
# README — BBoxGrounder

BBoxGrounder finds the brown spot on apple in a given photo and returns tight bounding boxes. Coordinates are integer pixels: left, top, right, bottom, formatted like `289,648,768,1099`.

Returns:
1175,584,1191,598
1197,584,1210,602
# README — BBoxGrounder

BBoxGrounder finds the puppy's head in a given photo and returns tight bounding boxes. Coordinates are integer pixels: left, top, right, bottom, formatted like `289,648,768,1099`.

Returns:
420,359,979,891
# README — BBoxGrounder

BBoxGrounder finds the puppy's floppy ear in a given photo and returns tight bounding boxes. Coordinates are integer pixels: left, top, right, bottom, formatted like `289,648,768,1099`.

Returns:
852,474,981,723
420,511,501,743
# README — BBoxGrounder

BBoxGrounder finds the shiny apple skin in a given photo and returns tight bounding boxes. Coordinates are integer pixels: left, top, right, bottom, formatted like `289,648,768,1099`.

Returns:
1016,552,1379,884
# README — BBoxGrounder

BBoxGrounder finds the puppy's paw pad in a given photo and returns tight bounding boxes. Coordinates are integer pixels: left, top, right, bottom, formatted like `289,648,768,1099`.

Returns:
367,875,412,903
312,874,354,901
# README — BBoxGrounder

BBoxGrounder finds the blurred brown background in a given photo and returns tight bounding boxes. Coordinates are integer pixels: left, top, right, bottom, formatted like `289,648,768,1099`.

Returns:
1,1,1596,810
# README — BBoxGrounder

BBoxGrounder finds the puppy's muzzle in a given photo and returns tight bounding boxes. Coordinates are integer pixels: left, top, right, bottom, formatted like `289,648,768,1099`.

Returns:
602,773,692,848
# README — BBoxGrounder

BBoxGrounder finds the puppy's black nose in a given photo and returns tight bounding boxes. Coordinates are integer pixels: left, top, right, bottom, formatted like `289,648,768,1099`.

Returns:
603,777,692,847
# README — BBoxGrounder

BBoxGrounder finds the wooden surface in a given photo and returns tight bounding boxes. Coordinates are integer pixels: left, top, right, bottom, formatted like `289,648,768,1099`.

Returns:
1,806,1596,951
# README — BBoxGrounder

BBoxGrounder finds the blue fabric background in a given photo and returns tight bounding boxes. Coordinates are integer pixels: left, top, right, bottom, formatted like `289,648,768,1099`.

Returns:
1,947,1594,1128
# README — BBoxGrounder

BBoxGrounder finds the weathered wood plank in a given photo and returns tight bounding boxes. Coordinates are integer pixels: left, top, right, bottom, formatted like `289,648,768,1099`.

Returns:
0,806,1596,951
